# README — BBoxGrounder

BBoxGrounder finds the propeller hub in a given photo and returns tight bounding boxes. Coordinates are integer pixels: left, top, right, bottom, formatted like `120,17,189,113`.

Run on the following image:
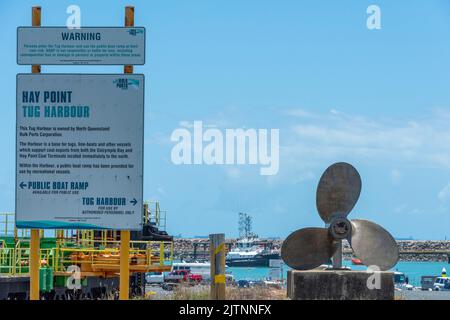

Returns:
329,217,352,240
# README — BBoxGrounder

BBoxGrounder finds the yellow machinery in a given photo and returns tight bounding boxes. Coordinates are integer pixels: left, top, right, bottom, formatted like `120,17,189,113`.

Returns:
0,202,173,299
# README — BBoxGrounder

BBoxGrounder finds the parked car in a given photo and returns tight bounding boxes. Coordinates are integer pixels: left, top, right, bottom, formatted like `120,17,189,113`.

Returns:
237,280,250,288
444,281,450,291
393,272,413,290
433,277,450,291
421,276,437,291
145,272,164,284
165,270,203,284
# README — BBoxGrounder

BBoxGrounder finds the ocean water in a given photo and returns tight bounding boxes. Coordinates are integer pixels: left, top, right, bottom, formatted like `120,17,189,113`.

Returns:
228,260,449,287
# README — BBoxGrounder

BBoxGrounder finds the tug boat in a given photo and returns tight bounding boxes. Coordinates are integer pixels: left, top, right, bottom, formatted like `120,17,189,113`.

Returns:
225,237,280,267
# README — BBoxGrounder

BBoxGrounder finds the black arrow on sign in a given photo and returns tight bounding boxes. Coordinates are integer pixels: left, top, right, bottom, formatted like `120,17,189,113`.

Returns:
19,182,27,189
130,198,138,206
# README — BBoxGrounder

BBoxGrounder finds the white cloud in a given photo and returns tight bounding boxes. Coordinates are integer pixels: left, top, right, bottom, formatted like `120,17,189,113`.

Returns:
411,208,425,215
394,203,407,214
225,167,242,179
179,121,194,129
330,109,340,115
265,165,315,186
284,108,450,168
145,132,171,146
391,169,402,184
438,183,450,202
284,108,317,118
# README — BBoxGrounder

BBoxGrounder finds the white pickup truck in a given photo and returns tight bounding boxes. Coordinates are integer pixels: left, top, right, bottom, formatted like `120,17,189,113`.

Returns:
433,277,450,291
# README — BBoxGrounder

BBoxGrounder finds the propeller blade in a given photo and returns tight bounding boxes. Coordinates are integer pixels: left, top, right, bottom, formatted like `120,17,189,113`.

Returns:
316,162,362,223
349,219,399,271
281,228,337,270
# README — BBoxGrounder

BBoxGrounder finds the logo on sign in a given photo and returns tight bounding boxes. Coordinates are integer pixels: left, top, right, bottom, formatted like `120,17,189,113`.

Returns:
128,29,144,36
113,78,140,90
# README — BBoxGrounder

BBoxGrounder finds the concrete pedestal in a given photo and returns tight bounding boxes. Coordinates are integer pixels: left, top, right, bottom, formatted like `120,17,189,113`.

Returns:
287,270,394,300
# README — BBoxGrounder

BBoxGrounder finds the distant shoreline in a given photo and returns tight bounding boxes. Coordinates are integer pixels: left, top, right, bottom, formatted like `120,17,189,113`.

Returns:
173,238,450,263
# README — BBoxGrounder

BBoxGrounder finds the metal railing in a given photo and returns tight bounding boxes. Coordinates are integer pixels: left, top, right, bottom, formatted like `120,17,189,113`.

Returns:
145,201,167,231
52,240,173,273
0,238,55,275
0,212,30,238
0,210,174,276
0,239,173,276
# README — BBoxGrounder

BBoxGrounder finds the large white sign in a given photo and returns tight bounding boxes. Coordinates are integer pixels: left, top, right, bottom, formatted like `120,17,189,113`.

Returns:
16,74,144,230
17,27,145,65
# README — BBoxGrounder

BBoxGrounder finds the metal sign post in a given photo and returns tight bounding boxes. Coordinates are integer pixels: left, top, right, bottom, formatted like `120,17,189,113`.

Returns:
119,5,134,301
29,6,41,301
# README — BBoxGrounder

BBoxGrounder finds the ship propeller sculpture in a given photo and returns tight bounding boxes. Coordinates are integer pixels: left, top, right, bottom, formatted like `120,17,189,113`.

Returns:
281,162,399,271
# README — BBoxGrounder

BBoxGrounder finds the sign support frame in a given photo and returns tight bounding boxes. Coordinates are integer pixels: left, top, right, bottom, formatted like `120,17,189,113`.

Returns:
22,4,144,301
119,5,134,301
29,5,41,301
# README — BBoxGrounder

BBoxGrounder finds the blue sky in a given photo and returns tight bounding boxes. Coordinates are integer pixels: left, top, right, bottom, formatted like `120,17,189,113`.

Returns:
1,0,450,239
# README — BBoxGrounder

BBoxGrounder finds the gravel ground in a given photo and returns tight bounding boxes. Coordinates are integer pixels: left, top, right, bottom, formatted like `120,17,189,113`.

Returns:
146,284,450,300
145,284,175,299
395,290,450,300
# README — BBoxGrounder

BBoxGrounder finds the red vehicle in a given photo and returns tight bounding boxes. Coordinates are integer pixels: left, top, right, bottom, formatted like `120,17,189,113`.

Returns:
165,270,203,284
351,258,363,265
